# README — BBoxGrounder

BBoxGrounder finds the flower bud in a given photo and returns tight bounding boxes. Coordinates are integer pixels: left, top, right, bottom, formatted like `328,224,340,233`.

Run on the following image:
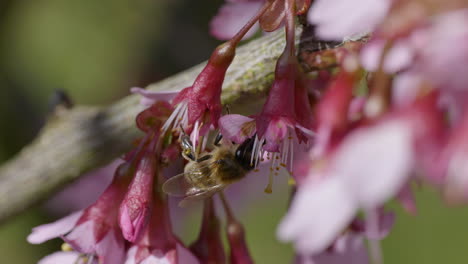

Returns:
190,198,226,264
226,219,253,264
119,151,156,242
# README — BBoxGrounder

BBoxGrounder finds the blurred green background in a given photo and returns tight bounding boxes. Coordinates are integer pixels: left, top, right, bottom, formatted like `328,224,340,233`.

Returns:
0,0,468,263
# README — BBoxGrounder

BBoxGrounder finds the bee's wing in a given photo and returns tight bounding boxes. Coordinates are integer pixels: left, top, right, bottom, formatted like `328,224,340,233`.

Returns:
163,163,225,206
162,170,202,197
178,185,225,207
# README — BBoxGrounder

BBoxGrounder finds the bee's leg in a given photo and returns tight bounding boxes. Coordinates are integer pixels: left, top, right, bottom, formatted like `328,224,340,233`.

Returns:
214,132,223,147
196,154,212,163
181,134,196,161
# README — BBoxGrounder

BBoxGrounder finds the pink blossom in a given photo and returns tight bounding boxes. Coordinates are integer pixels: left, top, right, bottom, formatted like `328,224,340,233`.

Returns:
308,0,391,40
219,53,314,174
366,9,468,109
360,39,414,73
119,152,156,242
415,9,468,91
125,189,199,264
162,42,236,138
131,87,179,108
210,0,262,40
28,163,129,263
211,0,312,40
27,211,83,244
61,162,132,264
278,120,414,254
219,114,256,144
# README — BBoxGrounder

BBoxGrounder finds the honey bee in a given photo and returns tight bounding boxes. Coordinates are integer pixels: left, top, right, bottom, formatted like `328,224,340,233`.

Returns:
162,133,255,206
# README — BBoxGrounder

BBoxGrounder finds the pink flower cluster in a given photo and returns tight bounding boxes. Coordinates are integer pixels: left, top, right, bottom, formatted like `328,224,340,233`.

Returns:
28,0,468,263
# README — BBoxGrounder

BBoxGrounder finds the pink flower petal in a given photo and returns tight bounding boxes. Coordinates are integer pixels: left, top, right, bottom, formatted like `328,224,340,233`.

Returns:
418,9,468,91
219,114,256,143
277,178,357,254
131,87,179,107
27,211,83,244
126,243,199,264
308,0,391,40
38,251,82,264
396,184,417,214
312,234,369,264
360,39,414,73
64,221,97,253
364,211,395,240
331,120,414,208
210,1,262,40
95,229,126,264
392,71,423,107
176,243,200,264
45,160,119,215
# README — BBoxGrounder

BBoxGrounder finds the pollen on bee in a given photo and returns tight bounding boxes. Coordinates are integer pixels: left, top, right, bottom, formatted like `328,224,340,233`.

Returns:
254,168,259,172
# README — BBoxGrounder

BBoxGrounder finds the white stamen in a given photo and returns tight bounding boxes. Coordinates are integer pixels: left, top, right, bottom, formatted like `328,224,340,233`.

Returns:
191,120,200,151
202,135,208,151
251,134,259,165
162,103,183,133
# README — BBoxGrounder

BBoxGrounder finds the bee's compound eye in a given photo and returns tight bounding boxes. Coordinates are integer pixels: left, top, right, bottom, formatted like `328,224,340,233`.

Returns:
235,149,242,160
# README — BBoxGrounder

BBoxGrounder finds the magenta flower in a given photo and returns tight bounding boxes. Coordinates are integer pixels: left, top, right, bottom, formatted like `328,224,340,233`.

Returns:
119,151,156,243
125,187,199,264
62,164,132,264
28,163,131,264
220,55,314,174
161,42,237,138
308,0,391,40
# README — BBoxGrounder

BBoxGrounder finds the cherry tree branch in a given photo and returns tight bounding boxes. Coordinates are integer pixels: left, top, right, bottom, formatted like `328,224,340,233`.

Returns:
0,28,300,224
